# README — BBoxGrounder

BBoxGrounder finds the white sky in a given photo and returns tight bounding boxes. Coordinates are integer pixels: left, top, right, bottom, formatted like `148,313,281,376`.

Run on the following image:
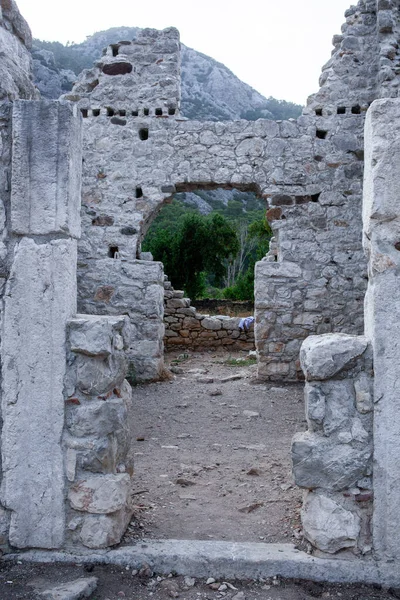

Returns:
16,0,352,105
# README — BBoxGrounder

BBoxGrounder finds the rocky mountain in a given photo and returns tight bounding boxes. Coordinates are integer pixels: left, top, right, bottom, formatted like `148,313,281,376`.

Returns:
32,27,302,122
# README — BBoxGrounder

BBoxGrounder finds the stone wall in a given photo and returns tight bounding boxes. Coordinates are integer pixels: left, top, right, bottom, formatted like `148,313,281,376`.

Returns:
164,280,255,352
0,0,38,550
292,334,373,555
1,99,82,550
64,315,133,549
290,94,400,560
63,1,385,382
363,97,400,560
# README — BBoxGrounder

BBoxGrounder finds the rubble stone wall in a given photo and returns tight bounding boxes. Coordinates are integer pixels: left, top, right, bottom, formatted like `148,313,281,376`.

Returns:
64,315,133,549
64,1,385,382
164,280,255,352
292,334,373,555
290,94,400,559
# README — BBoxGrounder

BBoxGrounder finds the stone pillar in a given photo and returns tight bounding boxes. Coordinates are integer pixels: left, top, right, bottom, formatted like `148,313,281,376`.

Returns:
363,98,400,559
0,100,82,549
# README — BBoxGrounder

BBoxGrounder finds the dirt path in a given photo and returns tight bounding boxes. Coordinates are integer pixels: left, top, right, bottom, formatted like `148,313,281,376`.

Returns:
125,350,306,545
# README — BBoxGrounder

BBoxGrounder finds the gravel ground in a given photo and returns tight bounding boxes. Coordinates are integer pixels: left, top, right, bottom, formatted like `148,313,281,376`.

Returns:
1,560,399,600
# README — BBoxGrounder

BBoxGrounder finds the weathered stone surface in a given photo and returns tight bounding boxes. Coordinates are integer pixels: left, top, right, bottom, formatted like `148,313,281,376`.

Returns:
11,100,82,238
300,334,368,381
39,577,98,600
364,98,400,559
1,237,77,549
308,380,356,436
302,492,360,554
66,399,127,438
0,1,37,101
78,259,164,382
75,353,127,396
69,474,131,514
69,315,130,357
80,507,133,548
292,432,371,491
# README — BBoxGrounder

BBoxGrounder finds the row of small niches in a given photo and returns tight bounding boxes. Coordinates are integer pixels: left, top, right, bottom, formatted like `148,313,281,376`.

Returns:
80,107,177,118
315,105,365,116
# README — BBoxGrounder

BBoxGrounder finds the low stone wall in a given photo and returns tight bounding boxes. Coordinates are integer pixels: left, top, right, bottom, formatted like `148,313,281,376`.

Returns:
164,280,255,351
193,299,254,317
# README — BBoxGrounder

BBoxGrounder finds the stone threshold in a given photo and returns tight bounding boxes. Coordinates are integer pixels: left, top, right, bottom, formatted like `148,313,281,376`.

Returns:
4,540,397,587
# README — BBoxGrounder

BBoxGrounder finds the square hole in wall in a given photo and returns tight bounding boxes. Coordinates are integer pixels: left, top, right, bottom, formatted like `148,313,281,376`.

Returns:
80,109,88,118
143,108,150,116
315,108,323,116
132,110,139,117
316,130,328,139
107,107,115,117
337,107,346,114
139,128,149,141
108,246,119,258
136,187,143,198
352,105,361,114
155,108,163,116
168,107,176,116
92,109,100,117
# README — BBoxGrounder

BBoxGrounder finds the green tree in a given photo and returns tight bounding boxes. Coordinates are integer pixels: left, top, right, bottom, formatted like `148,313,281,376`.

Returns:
143,210,239,299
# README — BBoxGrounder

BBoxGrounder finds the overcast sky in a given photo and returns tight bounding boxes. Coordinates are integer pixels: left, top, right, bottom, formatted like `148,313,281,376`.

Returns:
16,0,352,105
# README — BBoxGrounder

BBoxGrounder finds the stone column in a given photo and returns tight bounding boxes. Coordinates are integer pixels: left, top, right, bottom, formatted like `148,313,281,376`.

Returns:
363,98,400,559
0,100,82,549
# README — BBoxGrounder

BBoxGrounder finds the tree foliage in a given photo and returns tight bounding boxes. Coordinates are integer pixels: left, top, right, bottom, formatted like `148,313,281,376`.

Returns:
143,196,272,301
143,208,239,299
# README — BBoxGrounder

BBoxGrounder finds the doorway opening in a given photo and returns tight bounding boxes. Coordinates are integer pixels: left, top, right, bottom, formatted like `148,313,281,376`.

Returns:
124,186,306,545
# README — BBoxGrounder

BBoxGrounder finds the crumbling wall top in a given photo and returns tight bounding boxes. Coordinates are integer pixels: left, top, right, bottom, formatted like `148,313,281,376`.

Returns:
65,27,181,117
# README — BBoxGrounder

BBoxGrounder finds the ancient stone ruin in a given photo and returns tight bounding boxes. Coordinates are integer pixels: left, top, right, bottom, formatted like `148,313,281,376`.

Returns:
2,0,400,585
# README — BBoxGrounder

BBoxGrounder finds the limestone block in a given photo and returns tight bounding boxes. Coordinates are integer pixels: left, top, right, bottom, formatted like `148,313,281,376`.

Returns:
69,315,130,357
292,432,371,491
38,577,98,600
74,431,130,475
167,298,189,309
300,334,368,381
69,474,131,514
0,506,10,547
306,380,356,436
301,492,360,554
11,100,82,238
66,398,128,438
183,317,201,329
221,318,240,330
354,374,373,414
75,353,128,396
80,506,133,549
1,237,77,549
201,317,222,331
255,260,302,281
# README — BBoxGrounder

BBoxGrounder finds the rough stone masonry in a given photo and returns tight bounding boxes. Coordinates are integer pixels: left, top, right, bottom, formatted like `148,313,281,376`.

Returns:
64,0,386,382
2,0,400,574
